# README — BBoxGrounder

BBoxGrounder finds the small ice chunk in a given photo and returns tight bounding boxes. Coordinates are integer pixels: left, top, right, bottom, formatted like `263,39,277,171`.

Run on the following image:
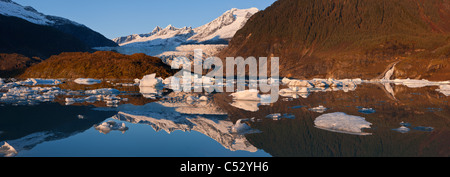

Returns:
400,121,411,127
392,126,410,133
265,113,295,120
139,73,164,87
413,126,434,132
358,107,376,114
74,78,102,85
198,96,209,101
85,88,120,95
314,112,372,135
22,78,61,85
436,85,450,96
309,105,328,113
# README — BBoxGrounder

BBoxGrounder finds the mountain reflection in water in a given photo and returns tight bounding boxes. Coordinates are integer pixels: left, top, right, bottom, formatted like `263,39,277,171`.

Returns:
0,79,449,157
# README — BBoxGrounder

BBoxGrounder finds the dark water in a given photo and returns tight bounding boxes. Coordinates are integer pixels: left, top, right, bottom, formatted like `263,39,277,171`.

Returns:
0,79,448,157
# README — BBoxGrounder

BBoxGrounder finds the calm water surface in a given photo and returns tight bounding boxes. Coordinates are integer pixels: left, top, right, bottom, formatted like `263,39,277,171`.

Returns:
0,79,448,157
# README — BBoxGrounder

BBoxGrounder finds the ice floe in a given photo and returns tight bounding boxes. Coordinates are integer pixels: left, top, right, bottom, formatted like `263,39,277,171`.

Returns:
392,122,434,133
230,89,261,101
0,86,63,105
230,100,260,112
65,94,125,107
265,113,295,120
358,107,376,114
19,78,62,86
139,73,164,87
314,112,372,135
94,120,129,134
436,85,450,96
392,126,410,133
74,78,102,85
309,105,328,113
139,86,163,99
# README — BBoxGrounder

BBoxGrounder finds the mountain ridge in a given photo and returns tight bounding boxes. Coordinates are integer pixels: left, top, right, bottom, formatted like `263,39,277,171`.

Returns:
219,0,450,81
112,8,259,46
0,0,117,48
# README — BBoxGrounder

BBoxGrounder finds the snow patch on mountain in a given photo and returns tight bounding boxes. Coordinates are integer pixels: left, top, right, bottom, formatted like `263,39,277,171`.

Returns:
113,8,258,46
0,0,83,26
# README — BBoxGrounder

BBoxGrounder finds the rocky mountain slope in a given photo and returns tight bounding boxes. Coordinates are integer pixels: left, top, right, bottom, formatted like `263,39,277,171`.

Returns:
0,14,91,59
20,51,174,79
0,0,117,50
219,0,450,81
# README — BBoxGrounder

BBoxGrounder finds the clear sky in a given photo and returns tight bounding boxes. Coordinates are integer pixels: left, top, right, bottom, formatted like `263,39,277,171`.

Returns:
14,0,277,39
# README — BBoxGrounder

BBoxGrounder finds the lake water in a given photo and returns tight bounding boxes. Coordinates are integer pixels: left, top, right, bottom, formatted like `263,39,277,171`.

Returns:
0,78,449,157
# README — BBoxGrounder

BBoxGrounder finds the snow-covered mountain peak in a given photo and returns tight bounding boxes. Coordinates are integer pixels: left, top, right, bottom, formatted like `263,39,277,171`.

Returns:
164,24,176,30
152,26,162,33
187,7,259,42
0,0,53,25
0,0,84,27
112,7,259,47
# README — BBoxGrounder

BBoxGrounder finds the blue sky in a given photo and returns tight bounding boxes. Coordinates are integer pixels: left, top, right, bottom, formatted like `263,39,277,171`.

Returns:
14,0,276,39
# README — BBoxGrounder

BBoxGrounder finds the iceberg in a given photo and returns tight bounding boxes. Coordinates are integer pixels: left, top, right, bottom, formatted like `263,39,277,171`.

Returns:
265,113,295,120
358,107,376,114
139,73,164,87
314,112,372,135
392,126,410,133
74,78,102,85
230,89,261,101
20,78,62,86
309,105,328,113
230,100,260,112
436,85,450,96
139,86,163,99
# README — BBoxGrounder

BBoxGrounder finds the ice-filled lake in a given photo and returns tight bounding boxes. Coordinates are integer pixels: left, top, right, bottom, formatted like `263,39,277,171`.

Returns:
0,77,449,157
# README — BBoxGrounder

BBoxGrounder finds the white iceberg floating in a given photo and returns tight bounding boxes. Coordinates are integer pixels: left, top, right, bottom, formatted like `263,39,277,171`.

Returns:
0,142,18,157
0,86,63,105
19,78,62,86
314,112,372,135
309,105,328,113
65,94,123,106
139,86,163,99
139,73,164,87
230,89,261,101
94,120,129,134
390,79,449,88
265,113,295,120
392,126,410,133
436,85,450,96
74,78,102,85
230,100,260,112
358,107,376,114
